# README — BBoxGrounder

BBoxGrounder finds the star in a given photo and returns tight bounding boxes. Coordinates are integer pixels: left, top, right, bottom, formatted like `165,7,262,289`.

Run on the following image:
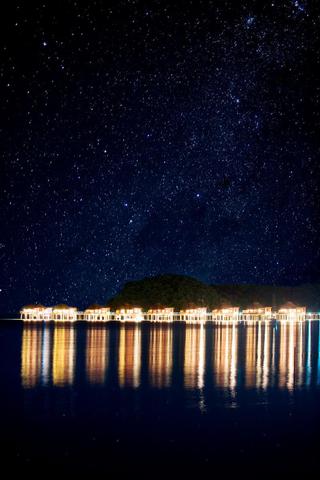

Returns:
0,0,318,313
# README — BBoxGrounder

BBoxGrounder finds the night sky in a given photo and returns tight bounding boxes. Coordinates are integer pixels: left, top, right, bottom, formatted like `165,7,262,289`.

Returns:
0,0,319,313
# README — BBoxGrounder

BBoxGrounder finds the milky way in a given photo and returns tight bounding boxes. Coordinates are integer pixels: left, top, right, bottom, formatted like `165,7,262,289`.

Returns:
0,0,319,312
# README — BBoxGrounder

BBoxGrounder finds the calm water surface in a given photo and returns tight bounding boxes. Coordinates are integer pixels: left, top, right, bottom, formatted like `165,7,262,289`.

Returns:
0,321,319,476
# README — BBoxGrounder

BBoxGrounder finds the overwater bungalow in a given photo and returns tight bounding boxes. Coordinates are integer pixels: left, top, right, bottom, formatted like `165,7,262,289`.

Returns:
146,308,174,322
277,302,306,321
20,304,52,321
212,306,239,322
84,305,111,322
52,304,78,322
179,308,207,322
242,303,272,321
115,307,144,322
19,302,313,323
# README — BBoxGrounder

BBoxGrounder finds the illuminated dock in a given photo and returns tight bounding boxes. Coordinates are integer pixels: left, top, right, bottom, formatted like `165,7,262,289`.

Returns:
19,304,320,323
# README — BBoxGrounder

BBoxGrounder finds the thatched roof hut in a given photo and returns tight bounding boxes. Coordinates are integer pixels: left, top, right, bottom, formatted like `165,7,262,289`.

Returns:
22,304,46,310
280,301,299,309
53,303,76,310
86,303,104,310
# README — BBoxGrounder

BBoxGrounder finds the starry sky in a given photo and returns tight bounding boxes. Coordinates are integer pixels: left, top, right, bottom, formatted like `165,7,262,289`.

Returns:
0,0,319,313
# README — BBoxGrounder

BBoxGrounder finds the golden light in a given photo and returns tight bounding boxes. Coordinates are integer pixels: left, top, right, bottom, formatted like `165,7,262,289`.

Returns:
19,302,310,323
115,308,144,322
180,308,207,323
277,303,306,322
147,308,174,322
242,306,272,322
84,306,111,322
212,307,239,322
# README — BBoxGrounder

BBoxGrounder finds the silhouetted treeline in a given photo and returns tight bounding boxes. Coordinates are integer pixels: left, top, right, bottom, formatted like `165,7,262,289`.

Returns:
107,274,320,310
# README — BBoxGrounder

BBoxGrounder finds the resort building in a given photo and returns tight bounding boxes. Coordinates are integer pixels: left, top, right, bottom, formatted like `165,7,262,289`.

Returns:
179,308,207,323
146,308,174,322
212,306,239,322
277,302,306,322
20,305,53,321
84,305,111,322
52,304,78,322
115,308,144,322
19,302,312,323
241,303,273,321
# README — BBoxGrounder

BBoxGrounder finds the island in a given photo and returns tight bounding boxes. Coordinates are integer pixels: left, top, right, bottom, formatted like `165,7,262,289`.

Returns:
19,275,320,323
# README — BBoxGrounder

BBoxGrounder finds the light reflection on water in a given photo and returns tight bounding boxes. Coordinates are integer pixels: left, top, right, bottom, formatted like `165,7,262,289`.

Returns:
52,326,75,387
21,321,320,396
118,324,141,388
212,322,238,392
184,323,205,389
149,324,172,388
86,326,108,385
12,321,320,475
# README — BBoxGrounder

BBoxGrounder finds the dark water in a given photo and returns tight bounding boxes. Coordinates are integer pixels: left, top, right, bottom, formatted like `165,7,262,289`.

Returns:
0,321,319,476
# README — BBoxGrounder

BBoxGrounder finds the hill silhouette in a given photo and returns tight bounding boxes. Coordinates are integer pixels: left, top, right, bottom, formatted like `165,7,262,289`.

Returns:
106,274,320,310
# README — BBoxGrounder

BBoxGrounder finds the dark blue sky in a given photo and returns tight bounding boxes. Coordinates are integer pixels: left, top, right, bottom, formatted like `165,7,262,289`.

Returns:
0,0,319,312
